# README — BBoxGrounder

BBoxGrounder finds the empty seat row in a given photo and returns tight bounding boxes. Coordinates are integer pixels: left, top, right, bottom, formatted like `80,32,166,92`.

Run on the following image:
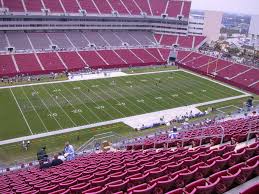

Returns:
156,34,206,49
0,31,156,52
0,141,258,194
1,0,190,18
0,48,166,77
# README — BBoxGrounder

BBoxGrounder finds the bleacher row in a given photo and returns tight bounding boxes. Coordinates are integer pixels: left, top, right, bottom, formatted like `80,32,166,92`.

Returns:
0,31,157,52
1,0,191,18
0,31,207,52
0,48,168,77
0,129,258,193
126,116,259,150
154,34,207,49
176,51,259,95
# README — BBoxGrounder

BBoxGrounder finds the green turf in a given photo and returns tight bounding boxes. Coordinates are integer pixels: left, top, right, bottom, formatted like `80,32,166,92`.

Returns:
0,71,243,141
0,123,134,165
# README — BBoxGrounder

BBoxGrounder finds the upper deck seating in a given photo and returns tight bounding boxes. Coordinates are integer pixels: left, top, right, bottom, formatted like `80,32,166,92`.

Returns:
108,0,130,15
24,0,43,12
2,0,191,19
121,0,141,15
61,0,80,13
93,0,113,14
42,0,64,13
78,0,100,14
3,0,24,12
149,0,167,16
166,0,182,17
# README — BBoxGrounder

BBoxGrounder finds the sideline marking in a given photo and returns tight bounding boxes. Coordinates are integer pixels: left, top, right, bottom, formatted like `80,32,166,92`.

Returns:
10,88,33,135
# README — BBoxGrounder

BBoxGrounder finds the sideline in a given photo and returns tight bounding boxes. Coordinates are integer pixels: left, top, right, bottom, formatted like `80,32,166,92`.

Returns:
0,70,181,90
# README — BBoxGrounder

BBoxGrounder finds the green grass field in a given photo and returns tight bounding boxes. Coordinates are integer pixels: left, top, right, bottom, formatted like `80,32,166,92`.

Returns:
0,71,243,141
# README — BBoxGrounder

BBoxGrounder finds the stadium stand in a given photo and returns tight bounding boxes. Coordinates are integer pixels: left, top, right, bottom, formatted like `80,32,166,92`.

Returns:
0,55,18,77
58,52,88,71
37,52,66,72
94,0,113,14
79,0,100,14
166,0,182,18
174,50,259,95
6,32,32,51
121,0,141,15
108,0,130,15
14,53,43,75
43,0,64,13
27,33,52,50
1,0,190,19
126,116,259,150
97,50,126,68
61,0,81,13
0,115,258,193
23,0,43,12
0,1,258,194
156,34,206,49
0,32,8,52
3,0,24,12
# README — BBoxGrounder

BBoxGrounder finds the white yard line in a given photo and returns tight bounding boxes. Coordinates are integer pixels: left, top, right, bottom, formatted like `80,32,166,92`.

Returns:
21,87,49,132
175,71,235,99
0,93,250,146
181,69,250,96
30,86,63,129
75,81,120,119
59,83,103,122
49,83,89,124
39,85,77,127
115,76,169,110
10,88,33,135
141,73,205,105
94,79,143,115
80,80,126,118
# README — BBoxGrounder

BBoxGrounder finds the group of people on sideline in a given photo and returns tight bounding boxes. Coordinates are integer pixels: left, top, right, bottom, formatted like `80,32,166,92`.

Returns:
37,142,75,169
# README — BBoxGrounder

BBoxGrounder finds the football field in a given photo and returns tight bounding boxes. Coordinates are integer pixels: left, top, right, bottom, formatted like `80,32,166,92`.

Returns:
0,71,244,141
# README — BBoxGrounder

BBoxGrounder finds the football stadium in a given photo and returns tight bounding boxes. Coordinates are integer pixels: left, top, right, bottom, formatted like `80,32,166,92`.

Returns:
0,0,258,193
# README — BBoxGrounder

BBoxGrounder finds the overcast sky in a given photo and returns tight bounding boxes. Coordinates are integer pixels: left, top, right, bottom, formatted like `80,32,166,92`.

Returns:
191,0,259,15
